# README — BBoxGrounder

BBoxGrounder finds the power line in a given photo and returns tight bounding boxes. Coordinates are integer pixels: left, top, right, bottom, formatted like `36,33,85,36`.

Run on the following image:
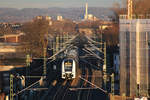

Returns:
79,76,107,93
14,80,40,96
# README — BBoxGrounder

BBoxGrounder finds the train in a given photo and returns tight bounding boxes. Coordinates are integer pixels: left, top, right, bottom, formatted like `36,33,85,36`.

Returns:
61,58,76,79
61,47,78,80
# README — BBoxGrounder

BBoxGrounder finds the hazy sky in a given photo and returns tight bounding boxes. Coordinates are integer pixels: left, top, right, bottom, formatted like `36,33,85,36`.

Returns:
0,0,122,8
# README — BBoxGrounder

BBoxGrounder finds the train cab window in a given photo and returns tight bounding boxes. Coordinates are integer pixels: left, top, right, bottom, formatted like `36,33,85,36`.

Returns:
64,59,73,71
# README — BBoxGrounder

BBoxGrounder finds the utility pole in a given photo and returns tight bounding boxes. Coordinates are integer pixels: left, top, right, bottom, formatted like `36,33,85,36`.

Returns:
43,47,47,76
103,42,107,90
43,28,48,77
10,74,14,100
26,54,31,67
67,33,69,41
111,73,114,95
26,54,32,87
56,36,59,53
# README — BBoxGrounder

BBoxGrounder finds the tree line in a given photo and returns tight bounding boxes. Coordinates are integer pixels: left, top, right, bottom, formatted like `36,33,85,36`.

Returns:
20,18,119,57
113,0,150,16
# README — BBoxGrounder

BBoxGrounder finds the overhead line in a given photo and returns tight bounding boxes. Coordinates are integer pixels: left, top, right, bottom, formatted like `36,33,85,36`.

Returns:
79,76,107,93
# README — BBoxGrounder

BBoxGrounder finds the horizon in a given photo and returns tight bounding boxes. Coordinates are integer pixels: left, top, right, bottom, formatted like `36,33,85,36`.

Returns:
0,6,116,10
0,0,122,9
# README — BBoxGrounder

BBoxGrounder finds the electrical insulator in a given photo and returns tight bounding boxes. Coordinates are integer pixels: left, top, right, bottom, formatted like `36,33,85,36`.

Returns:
6,95,9,100
20,76,25,87
39,77,44,86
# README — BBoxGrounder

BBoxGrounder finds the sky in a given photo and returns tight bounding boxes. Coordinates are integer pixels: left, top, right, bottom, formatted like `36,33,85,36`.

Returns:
0,0,122,9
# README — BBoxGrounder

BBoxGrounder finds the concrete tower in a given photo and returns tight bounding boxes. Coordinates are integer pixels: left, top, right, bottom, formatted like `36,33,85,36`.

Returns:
84,3,88,20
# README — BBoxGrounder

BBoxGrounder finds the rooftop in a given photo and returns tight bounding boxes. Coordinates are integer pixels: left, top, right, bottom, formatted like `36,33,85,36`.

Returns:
119,14,150,19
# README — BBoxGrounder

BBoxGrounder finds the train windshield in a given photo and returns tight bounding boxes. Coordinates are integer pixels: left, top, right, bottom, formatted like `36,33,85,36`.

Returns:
64,59,73,72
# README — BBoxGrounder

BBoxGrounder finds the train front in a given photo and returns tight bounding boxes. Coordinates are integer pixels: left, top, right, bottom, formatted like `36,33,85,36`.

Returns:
62,58,76,80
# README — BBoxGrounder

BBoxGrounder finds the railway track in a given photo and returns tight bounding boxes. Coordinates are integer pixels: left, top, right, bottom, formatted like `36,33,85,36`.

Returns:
81,64,93,100
19,34,107,100
75,59,94,100
52,80,72,100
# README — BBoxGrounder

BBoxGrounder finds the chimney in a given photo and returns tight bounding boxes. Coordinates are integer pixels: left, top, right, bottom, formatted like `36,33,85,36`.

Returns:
84,3,88,20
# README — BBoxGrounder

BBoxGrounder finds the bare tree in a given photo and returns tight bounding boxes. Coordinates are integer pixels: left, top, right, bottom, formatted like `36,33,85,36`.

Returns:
21,19,49,57
51,19,76,35
116,0,150,16
0,26,14,36
133,0,150,15
102,23,119,46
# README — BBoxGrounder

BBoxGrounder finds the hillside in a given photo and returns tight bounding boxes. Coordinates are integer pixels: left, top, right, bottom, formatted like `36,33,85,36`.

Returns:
0,7,116,22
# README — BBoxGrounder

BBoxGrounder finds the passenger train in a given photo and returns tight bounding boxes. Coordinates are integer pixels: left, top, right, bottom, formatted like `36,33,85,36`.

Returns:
61,47,78,80
61,58,76,79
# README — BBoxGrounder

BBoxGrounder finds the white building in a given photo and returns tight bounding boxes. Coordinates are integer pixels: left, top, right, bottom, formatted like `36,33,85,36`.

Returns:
120,15,150,97
57,16,63,21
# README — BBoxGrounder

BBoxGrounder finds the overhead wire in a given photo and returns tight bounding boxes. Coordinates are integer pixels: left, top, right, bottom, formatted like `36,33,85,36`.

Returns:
79,76,107,93
14,35,78,97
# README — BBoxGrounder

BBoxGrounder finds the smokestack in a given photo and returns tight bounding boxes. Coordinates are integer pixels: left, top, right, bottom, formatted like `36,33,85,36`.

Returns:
84,3,88,20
